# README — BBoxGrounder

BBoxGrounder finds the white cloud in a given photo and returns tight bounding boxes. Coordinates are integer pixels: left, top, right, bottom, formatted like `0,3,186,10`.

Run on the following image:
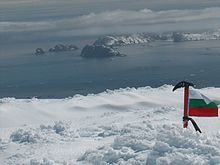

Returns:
1,7,220,33
0,0,42,5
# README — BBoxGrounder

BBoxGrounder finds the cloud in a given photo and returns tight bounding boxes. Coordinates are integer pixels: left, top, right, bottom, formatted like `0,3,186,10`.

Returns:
1,7,220,34
0,0,42,5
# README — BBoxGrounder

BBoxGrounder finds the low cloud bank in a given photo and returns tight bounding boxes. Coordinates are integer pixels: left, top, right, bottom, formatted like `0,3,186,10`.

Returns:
1,7,220,34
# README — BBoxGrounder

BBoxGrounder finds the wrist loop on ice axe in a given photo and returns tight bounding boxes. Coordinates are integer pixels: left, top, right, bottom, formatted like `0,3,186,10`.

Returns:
183,116,202,133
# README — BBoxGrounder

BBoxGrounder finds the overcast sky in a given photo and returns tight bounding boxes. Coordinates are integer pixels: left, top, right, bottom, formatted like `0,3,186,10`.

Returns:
1,0,220,38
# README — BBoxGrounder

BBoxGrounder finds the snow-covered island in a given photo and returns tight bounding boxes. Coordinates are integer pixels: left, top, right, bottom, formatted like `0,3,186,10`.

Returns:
172,31,220,42
93,30,220,46
81,44,124,58
94,33,170,47
34,30,220,57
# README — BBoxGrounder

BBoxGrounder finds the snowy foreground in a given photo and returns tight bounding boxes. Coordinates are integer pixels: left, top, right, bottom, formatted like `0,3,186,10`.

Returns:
1,85,220,165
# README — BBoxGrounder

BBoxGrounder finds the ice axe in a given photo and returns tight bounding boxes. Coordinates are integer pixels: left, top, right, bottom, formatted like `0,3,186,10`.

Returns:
173,81,202,133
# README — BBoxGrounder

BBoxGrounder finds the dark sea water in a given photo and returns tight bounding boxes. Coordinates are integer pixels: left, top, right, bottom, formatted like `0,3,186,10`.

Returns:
1,39,220,98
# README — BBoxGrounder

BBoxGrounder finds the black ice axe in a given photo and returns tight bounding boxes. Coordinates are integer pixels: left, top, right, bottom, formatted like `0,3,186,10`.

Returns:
173,81,202,133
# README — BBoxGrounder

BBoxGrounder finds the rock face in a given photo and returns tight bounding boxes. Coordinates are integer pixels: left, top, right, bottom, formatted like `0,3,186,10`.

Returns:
35,48,45,55
172,32,185,42
49,44,78,52
81,45,123,58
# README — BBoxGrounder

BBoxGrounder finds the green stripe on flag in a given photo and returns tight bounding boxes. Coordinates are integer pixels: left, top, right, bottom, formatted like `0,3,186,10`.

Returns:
189,99,218,108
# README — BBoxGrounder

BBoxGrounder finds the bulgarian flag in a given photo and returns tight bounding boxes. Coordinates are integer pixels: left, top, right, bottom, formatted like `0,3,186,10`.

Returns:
189,89,218,117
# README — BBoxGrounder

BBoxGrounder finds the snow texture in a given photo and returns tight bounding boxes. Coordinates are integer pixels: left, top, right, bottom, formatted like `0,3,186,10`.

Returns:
1,85,220,164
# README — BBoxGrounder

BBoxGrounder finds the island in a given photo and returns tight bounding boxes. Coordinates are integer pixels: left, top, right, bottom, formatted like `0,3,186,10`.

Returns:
81,45,124,58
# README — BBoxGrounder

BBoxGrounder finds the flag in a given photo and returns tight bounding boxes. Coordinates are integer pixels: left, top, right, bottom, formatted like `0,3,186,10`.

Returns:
189,89,218,117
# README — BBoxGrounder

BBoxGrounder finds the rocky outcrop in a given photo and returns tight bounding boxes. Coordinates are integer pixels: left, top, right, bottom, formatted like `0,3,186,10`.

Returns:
35,48,45,55
49,44,78,52
81,45,123,58
34,44,78,55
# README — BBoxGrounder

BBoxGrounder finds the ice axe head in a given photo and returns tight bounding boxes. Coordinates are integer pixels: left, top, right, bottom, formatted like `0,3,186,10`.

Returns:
173,81,194,91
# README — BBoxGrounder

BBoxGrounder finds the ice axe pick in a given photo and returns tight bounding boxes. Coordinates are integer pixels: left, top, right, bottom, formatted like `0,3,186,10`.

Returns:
173,81,201,133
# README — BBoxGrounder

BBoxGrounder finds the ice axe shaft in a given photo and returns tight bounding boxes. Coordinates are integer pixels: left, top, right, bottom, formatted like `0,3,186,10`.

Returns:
183,86,189,128
173,81,194,128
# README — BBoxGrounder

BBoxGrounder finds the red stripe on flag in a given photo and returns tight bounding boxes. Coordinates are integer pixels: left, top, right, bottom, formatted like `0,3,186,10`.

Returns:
189,108,218,117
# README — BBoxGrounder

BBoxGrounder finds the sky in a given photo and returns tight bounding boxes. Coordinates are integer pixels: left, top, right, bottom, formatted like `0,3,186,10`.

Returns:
1,0,220,35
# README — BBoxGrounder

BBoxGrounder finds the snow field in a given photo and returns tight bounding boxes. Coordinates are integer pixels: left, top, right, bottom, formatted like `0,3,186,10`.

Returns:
1,85,220,164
